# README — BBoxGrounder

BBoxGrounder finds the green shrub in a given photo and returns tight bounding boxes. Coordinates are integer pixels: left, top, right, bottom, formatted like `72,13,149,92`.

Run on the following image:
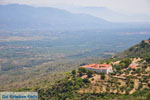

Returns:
87,70,94,78
72,70,76,76
83,78,90,83
100,73,105,80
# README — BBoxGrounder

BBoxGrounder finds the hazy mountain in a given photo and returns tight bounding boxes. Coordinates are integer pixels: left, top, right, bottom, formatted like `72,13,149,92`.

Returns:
65,7,125,22
0,4,111,30
65,7,150,22
0,4,150,31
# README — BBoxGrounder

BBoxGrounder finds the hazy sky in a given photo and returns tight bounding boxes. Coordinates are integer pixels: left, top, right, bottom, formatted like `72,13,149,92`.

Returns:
0,0,150,14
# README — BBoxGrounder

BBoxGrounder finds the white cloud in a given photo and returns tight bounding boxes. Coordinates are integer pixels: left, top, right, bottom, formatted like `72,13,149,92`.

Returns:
0,0,150,14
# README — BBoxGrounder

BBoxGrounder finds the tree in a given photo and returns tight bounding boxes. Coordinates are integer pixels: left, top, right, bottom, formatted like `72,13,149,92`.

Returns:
100,73,105,80
78,67,87,77
72,70,76,76
120,86,125,92
106,61,111,64
79,71,83,77
125,89,130,95
120,62,126,68
116,66,121,71
87,70,94,78
146,93,150,100
80,63,87,66
145,57,150,63
120,58,132,68
78,67,87,73
106,87,110,92
83,78,90,83
138,83,143,90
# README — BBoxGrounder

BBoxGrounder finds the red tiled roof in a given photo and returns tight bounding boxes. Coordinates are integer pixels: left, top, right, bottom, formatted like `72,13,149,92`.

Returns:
81,64,112,69
144,40,150,43
130,65,136,69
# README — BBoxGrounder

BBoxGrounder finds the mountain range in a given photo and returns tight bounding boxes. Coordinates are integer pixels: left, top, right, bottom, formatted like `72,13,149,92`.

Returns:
65,7,150,22
0,4,110,30
0,4,150,31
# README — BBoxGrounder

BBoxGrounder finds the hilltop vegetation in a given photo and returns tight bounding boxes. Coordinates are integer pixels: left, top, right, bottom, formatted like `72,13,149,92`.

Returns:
15,39,150,100
33,55,150,100
35,39,150,100
115,39,150,59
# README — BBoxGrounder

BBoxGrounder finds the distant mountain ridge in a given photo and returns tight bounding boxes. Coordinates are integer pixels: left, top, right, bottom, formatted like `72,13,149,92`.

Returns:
0,4,150,31
66,7,150,22
0,4,111,30
66,7,125,22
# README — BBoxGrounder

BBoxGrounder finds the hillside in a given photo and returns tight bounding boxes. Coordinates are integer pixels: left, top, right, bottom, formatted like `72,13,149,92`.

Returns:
15,39,150,100
114,39,150,59
36,57,150,100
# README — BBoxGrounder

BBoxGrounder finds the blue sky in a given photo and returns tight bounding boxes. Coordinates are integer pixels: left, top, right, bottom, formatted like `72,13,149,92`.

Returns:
0,0,150,15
